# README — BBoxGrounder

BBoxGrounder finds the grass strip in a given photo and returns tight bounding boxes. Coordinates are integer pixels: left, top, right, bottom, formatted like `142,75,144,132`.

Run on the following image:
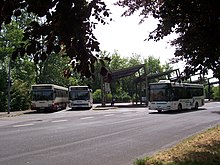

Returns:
134,125,220,165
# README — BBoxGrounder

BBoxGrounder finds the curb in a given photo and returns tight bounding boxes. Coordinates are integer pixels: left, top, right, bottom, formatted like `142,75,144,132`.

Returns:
92,106,118,111
0,110,34,118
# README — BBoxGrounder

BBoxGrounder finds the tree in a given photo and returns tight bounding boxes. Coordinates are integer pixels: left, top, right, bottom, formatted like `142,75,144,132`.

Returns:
12,56,35,86
0,9,48,112
37,53,70,86
0,0,111,78
212,86,220,101
0,66,7,112
116,0,220,79
10,79,30,111
109,50,129,70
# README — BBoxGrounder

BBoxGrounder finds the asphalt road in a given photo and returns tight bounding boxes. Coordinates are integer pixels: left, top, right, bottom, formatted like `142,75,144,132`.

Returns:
0,102,220,165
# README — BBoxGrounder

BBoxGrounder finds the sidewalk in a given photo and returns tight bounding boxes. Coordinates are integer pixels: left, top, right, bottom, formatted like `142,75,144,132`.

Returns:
0,103,145,118
0,109,34,118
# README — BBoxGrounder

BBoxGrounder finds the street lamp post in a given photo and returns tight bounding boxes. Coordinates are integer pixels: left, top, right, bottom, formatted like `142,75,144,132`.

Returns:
7,57,11,114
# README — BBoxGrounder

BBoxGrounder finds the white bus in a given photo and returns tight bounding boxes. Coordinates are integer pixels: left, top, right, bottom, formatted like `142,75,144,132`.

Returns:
148,80,205,112
68,86,93,109
31,84,68,111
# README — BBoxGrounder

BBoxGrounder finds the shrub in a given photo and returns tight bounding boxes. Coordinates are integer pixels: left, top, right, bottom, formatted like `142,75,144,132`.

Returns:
93,89,102,103
10,79,30,111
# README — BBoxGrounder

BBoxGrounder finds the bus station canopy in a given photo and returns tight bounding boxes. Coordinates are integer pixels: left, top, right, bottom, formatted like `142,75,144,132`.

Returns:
133,69,180,83
110,64,146,81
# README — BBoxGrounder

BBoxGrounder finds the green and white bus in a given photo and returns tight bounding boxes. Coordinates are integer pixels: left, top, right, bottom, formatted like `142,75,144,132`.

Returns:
31,84,68,111
68,86,93,109
148,80,205,112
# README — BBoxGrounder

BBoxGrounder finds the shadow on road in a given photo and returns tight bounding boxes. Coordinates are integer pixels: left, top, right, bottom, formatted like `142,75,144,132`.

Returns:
67,107,91,111
25,109,64,114
211,111,220,115
95,103,147,109
149,108,207,115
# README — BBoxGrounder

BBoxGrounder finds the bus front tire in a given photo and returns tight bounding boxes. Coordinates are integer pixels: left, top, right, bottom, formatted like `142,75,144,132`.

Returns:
194,102,198,110
178,104,182,111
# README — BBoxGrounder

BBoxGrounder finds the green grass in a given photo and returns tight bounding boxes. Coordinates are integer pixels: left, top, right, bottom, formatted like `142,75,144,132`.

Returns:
134,125,220,165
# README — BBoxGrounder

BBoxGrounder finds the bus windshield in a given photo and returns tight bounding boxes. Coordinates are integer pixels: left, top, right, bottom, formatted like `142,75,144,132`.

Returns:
149,84,170,101
32,90,54,101
69,91,89,100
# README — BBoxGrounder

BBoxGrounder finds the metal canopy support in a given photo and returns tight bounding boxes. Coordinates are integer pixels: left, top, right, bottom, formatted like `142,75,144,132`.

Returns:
102,64,146,106
144,65,148,106
101,76,106,106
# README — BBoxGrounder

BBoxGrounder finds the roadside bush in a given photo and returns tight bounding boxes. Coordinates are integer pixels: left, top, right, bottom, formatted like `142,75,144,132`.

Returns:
106,93,112,103
0,68,7,112
10,79,30,111
93,89,101,103
114,94,131,102
212,86,220,101
93,89,113,103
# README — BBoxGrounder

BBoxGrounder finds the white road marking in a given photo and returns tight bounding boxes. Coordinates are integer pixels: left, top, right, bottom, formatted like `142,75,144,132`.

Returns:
104,114,114,117
51,119,68,123
80,116,94,120
13,123,34,128
123,113,132,115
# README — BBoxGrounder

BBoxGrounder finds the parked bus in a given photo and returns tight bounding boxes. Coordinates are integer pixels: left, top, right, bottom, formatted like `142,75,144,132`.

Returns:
148,80,205,112
31,84,68,111
68,86,93,109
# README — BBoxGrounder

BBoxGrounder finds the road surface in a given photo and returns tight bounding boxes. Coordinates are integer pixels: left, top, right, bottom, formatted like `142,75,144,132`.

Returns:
0,102,220,165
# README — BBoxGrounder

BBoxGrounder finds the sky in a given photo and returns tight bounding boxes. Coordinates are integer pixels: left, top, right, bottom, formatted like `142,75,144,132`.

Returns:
93,0,215,80
93,0,179,67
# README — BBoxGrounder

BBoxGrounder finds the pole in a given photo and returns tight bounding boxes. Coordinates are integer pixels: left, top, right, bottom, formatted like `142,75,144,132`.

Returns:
7,57,11,114
101,76,106,106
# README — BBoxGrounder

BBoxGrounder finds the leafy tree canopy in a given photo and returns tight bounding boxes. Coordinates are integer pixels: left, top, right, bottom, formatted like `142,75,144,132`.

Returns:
0,0,111,78
116,0,220,79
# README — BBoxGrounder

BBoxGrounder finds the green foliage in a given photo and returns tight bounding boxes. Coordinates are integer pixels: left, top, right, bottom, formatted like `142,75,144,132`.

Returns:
114,87,131,103
106,93,113,103
10,79,30,111
127,54,142,67
0,14,35,112
109,50,129,70
133,158,147,165
204,85,214,99
93,89,102,103
0,0,112,78
0,66,7,112
11,56,35,86
37,53,70,86
212,86,220,101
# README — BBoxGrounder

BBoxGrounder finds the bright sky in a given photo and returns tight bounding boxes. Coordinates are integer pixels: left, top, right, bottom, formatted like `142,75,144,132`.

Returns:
93,0,216,80
93,0,179,67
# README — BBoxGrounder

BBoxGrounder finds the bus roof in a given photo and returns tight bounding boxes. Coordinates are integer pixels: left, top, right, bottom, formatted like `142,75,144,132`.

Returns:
69,86,88,88
31,84,68,91
69,86,89,90
149,81,204,88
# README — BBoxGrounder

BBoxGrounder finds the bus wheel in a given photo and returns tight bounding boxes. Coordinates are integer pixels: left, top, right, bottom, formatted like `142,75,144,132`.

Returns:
178,104,182,111
194,102,198,110
157,110,162,113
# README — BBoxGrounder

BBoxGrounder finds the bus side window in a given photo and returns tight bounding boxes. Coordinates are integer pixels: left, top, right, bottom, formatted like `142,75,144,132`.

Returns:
172,88,179,101
186,88,192,98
